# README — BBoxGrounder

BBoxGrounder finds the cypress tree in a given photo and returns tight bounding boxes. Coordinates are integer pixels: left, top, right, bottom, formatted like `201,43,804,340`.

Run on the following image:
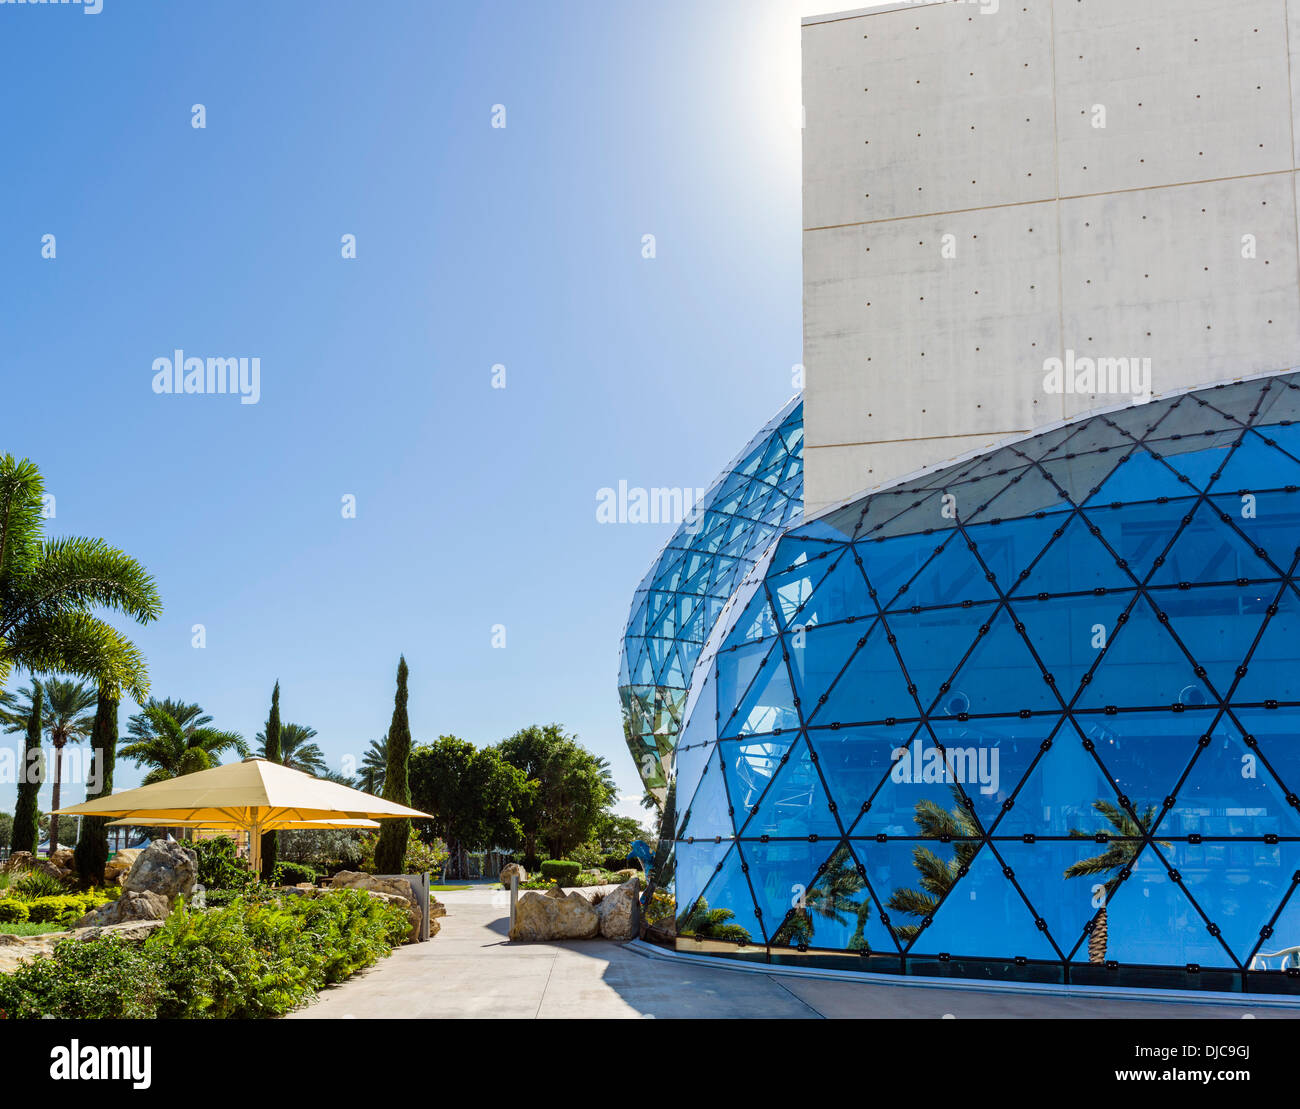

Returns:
11,680,43,857
74,685,118,886
259,681,281,879
373,656,411,874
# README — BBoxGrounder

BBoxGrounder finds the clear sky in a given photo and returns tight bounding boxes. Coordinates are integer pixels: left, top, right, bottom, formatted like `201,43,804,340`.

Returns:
0,0,812,824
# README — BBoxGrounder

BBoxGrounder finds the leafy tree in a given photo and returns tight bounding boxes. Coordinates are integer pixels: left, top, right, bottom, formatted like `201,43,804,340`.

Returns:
1064,800,1168,964
39,678,98,853
373,657,412,874
409,736,525,878
74,684,118,885
256,722,325,775
0,454,161,700
0,812,11,850
359,736,387,794
118,703,247,783
6,679,43,855
260,682,282,878
126,699,211,741
496,724,616,866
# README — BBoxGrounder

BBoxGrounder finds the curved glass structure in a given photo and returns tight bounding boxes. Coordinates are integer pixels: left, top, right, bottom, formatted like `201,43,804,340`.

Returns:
672,371,1300,993
620,397,803,806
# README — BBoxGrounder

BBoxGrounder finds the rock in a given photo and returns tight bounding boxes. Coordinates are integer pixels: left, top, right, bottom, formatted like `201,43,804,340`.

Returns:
0,918,164,974
72,919,165,945
328,871,424,943
1,851,34,874
544,883,567,899
74,889,173,928
596,879,641,941
48,848,76,872
614,869,639,882
122,840,197,900
510,889,600,941
499,862,527,888
104,849,142,886
428,898,446,920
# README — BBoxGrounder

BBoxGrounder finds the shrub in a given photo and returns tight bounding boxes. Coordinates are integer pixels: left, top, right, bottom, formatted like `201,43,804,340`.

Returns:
0,889,411,1020
190,835,255,892
271,861,320,886
539,860,581,885
602,854,632,872
24,893,110,926
0,935,169,1019
0,900,30,924
8,870,68,900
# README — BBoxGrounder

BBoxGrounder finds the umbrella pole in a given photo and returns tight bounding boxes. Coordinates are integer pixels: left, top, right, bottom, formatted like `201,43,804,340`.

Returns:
249,818,261,880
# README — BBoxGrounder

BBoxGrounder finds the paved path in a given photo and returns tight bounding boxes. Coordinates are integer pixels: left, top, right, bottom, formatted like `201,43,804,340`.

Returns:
288,888,1300,1019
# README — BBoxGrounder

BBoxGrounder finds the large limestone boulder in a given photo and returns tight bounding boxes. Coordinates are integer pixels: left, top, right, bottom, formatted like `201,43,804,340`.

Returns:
104,849,142,886
48,848,76,872
499,862,527,888
595,879,641,941
328,871,424,943
0,919,165,974
122,840,197,900
74,889,172,929
510,889,600,941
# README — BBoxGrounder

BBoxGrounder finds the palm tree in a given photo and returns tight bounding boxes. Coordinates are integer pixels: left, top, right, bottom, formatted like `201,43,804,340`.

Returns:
117,703,247,784
0,454,161,700
676,898,752,944
1064,800,1168,964
256,722,326,775
885,786,983,943
771,844,873,951
360,736,387,794
36,679,97,853
127,699,212,741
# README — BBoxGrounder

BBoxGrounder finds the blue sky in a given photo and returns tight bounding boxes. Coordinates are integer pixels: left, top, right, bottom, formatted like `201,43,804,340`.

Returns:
0,0,810,823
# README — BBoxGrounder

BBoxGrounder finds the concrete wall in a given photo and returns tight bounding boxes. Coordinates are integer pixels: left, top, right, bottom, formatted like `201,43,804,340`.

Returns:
802,0,1300,515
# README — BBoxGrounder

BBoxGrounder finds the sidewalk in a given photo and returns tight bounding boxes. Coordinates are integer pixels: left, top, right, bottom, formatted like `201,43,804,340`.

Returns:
287,889,1300,1019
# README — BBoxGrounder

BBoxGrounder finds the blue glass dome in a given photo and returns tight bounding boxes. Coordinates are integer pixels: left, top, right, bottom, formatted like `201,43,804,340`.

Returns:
671,372,1300,993
620,397,802,805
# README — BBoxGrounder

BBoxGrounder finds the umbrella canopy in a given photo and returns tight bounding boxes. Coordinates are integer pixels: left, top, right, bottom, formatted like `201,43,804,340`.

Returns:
58,756,427,874
105,817,381,831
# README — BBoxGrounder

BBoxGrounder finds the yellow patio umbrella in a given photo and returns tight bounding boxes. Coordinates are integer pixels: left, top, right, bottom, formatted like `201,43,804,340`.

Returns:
57,756,429,875
105,817,381,831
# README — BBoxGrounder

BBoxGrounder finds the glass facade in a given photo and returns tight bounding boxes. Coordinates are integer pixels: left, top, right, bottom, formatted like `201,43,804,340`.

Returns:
669,372,1300,993
620,398,803,805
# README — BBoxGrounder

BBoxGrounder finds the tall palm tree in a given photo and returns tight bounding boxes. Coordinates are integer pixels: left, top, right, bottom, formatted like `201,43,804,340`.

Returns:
36,679,97,853
117,703,247,784
886,786,983,943
1064,800,1168,964
256,722,326,775
360,736,387,794
0,454,161,700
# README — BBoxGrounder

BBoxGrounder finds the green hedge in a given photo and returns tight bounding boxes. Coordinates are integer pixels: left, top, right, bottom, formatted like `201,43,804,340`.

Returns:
271,861,320,886
539,860,581,885
0,901,30,924
0,889,411,1019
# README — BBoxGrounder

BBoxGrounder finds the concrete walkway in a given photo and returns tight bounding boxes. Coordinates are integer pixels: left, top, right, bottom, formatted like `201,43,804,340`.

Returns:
288,887,1300,1019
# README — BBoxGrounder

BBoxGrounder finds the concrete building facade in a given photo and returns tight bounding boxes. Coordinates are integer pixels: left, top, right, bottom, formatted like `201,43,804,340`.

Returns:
802,0,1300,516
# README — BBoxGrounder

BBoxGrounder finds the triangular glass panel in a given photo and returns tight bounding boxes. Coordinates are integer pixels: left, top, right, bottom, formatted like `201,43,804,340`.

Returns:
879,530,1000,611
885,603,998,715
808,721,922,828
855,530,952,611
928,715,1058,834
789,619,880,718
852,837,974,953
1083,448,1199,505
1245,871,1300,970
721,644,798,738
1075,709,1209,824
941,605,1061,714
1084,499,1198,584
812,619,920,726
717,733,799,815
737,736,842,839
673,838,734,927
675,747,736,841
678,843,760,945
1213,427,1300,493
1153,582,1274,699
853,728,987,838
745,838,841,949
1209,490,1300,577
1074,595,1212,710
913,843,1059,961
1234,706,1300,811
1147,501,1280,586
1229,585,1300,704
1018,592,1138,705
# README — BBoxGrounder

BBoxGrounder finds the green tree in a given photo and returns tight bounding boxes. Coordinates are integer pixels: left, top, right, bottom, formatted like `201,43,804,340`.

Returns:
74,685,118,885
496,724,616,866
260,682,282,878
257,722,325,775
126,699,211,742
8,679,43,855
360,736,387,794
409,736,525,878
373,657,412,874
0,454,161,700
117,703,247,783
1064,800,1168,964
0,812,12,850
39,678,98,854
